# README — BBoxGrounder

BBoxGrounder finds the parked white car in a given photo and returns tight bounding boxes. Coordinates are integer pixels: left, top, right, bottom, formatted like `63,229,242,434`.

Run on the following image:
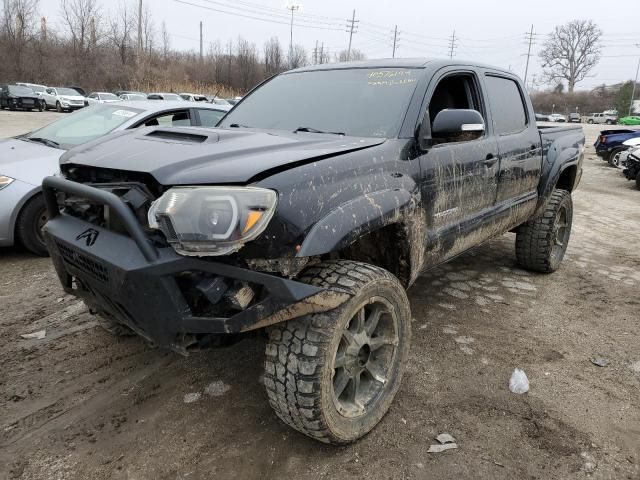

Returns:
147,92,184,101
179,93,208,102
119,93,147,101
585,112,617,125
615,137,640,168
86,92,121,104
548,113,567,122
42,87,87,112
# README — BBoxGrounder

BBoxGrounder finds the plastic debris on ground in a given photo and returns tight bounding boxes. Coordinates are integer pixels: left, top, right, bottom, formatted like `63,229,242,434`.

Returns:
20,330,46,340
509,368,529,394
590,357,609,367
428,433,458,453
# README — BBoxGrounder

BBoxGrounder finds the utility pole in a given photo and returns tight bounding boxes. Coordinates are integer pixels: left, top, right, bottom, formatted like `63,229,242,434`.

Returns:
199,21,203,61
448,30,457,59
137,0,143,54
523,24,536,87
313,40,318,64
286,3,301,67
345,9,358,61
40,17,47,42
392,25,398,58
629,44,640,116
320,42,324,64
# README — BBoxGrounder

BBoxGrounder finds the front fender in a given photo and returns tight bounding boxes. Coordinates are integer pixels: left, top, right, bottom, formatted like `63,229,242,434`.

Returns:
296,188,415,257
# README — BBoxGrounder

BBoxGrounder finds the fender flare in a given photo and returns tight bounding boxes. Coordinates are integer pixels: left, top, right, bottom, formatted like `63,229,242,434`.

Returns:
535,146,581,217
296,188,415,257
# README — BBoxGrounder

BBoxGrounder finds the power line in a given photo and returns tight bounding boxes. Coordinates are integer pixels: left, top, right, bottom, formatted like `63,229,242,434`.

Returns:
173,0,343,31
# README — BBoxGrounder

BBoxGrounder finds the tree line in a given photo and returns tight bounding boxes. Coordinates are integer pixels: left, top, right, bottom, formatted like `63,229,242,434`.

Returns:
0,0,365,96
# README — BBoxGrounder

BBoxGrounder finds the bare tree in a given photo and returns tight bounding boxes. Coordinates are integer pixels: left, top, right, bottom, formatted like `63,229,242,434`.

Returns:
160,20,170,64
1,0,40,77
60,0,101,53
289,44,306,69
264,36,284,76
108,1,134,66
236,36,258,91
539,20,602,93
337,48,365,62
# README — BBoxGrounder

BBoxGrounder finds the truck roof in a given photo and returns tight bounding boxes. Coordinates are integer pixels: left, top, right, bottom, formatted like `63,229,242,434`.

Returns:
290,57,514,76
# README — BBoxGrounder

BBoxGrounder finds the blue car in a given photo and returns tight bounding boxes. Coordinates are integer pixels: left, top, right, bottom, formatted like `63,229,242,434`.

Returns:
595,129,640,162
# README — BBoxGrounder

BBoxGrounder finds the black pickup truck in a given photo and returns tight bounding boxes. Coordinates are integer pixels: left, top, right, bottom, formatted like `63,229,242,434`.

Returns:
42,59,584,444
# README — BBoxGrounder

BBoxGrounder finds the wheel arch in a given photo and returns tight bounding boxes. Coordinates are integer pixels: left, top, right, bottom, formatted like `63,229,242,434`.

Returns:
10,187,42,245
295,189,418,287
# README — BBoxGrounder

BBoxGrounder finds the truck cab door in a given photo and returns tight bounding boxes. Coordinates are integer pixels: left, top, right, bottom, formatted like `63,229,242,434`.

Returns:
417,70,500,265
482,74,542,214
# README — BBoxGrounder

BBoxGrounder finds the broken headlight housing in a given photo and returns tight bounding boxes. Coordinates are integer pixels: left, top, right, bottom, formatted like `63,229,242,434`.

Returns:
148,186,277,256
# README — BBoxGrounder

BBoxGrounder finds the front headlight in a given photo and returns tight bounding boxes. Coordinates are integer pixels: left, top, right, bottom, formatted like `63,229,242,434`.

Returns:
148,186,278,256
0,175,15,190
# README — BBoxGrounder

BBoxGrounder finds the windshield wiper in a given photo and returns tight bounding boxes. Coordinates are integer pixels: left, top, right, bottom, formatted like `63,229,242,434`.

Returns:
26,137,62,149
229,123,252,128
294,127,345,136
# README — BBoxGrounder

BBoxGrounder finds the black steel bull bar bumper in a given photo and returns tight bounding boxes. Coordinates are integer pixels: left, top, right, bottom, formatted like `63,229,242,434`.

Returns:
41,176,344,351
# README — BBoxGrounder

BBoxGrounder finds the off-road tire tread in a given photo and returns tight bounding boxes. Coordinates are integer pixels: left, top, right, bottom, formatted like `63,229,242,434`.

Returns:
263,260,404,445
515,189,571,273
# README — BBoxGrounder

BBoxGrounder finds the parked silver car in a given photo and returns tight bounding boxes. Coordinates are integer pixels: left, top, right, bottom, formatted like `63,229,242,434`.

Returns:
41,87,87,112
0,101,231,255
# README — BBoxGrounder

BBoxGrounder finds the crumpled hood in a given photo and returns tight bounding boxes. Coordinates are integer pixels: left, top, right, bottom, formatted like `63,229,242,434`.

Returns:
0,138,64,186
60,127,386,185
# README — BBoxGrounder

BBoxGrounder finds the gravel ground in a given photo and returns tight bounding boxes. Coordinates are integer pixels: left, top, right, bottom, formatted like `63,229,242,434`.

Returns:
0,112,639,479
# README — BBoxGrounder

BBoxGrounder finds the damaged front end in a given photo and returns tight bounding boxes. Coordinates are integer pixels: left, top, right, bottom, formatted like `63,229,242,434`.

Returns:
42,175,348,354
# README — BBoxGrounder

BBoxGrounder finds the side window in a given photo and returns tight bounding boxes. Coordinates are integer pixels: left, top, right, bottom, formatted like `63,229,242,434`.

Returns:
143,110,191,127
427,73,484,143
484,75,527,135
197,109,226,127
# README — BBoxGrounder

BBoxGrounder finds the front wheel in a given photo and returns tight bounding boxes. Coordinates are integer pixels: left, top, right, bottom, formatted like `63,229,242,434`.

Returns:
587,119,594,124
16,194,49,256
515,189,573,273
264,261,411,444
56,101,63,113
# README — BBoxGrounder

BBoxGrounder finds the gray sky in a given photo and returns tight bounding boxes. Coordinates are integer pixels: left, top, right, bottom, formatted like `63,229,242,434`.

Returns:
38,0,640,89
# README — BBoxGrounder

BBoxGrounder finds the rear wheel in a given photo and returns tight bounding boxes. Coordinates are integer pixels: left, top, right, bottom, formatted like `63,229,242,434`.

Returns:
264,260,411,444
16,194,49,256
587,119,594,124
516,189,573,273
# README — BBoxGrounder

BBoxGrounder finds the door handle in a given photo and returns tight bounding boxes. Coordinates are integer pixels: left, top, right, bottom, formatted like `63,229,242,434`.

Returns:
483,154,498,167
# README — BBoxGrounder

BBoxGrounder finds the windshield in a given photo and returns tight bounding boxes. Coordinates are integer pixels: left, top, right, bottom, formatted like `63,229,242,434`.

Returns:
9,86,35,95
163,94,183,101
219,68,421,138
25,104,142,149
101,93,119,100
57,88,81,96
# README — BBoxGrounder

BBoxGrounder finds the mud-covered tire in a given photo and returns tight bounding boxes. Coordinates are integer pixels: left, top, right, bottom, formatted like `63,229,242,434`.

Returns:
516,189,573,273
264,260,411,444
16,194,49,256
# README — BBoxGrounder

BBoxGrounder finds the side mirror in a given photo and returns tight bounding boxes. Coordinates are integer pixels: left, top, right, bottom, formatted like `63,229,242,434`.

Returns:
432,109,485,137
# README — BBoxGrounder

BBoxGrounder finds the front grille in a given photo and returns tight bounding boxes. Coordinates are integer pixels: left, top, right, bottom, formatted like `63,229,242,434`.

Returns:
56,241,110,283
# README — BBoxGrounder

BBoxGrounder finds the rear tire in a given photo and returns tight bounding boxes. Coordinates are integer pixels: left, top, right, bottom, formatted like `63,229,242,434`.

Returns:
515,189,573,273
587,119,594,124
16,194,49,256
264,260,411,444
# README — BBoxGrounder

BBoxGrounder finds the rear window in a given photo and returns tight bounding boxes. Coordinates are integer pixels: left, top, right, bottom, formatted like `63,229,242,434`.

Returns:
484,75,527,135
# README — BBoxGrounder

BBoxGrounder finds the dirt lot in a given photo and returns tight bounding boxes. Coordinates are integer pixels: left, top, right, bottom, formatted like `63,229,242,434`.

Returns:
0,113,639,479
